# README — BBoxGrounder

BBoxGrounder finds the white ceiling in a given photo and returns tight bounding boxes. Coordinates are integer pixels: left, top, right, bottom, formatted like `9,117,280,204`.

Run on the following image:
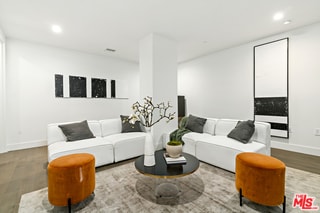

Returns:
1,0,320,63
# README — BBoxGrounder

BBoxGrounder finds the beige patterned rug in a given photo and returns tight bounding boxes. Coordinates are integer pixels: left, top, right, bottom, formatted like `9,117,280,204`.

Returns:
19,161,320,212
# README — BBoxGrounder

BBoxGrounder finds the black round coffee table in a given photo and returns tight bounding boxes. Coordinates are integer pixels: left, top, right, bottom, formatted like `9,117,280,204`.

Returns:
135,150,199,197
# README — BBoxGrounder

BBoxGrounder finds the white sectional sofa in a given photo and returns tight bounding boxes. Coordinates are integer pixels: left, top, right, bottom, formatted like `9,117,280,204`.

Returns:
163,118,271,172
47,119,146,167
48,117,270,172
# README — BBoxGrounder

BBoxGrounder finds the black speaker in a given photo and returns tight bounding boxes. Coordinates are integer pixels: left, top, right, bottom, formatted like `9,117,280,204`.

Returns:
111,80,116,98
178,96,186,117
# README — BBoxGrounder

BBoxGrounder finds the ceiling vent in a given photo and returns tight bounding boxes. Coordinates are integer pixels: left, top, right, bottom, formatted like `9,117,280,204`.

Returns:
105,48,116,52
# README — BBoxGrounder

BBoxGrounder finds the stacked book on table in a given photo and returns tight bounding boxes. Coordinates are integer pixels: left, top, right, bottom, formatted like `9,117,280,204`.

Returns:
163,153,186,164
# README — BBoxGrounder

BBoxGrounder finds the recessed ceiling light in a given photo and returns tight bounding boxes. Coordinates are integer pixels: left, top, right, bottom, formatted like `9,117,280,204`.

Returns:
273,12,284,21
283,20,292,25
51,25,62,34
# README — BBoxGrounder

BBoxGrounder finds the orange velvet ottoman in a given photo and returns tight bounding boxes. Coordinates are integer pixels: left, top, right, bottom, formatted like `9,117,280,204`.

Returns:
235,152,286,212
48,153,95,211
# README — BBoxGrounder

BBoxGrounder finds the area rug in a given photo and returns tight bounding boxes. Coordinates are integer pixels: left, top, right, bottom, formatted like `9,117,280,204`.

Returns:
19,161,320,212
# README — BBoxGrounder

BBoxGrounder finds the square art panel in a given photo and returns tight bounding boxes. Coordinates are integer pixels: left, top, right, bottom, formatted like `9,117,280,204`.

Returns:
92,78,106,98
69,76,87,98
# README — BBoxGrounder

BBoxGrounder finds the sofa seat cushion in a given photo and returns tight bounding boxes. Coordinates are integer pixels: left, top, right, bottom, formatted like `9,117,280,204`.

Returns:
198,135,266,153
48,137,114,167
196,135,267,172
103,132,146,162
181,132,213,156
103,132,146,145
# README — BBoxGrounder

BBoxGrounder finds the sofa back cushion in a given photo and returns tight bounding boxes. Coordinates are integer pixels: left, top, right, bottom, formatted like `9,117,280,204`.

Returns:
47,120,101,145
215,119,238,136
100,118,122,136
203,118,217,135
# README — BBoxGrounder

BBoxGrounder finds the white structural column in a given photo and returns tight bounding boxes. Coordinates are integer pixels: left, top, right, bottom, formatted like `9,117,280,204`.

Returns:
139,33,178,149
0,28,6,153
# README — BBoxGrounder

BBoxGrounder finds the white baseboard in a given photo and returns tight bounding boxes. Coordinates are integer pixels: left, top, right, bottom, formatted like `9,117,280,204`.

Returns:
6,140,47,151
271,141,320,156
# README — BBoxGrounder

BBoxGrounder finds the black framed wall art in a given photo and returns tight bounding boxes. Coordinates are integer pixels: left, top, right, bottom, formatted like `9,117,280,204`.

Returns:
91,78,107,98
254,38,289,138
54,74,64,97
54,74,128,99
110,79,116,98
69,75,87,98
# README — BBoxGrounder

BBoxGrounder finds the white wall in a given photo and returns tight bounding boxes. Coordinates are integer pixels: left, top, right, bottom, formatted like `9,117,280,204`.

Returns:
139,34,178,149
6,39,139,150
178,22,320,156
179,44,253,120
0,28,6,153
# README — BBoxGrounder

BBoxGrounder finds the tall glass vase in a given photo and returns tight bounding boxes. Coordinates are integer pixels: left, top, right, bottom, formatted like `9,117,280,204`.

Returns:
144,127,155,166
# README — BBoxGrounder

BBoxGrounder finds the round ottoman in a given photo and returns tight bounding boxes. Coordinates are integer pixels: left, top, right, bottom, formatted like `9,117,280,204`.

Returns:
235,152,286,212
48,153,95,210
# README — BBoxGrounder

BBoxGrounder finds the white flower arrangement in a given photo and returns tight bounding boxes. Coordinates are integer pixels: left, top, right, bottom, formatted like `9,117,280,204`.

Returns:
128,96,175,127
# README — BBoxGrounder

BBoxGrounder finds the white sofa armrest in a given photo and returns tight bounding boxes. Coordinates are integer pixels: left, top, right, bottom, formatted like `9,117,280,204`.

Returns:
252,121,271,155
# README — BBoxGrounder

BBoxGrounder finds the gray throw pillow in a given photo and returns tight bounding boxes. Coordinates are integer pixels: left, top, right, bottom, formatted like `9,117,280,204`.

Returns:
186,114,207,133
227,120,255,144
120,115,143,133
58,120,95,142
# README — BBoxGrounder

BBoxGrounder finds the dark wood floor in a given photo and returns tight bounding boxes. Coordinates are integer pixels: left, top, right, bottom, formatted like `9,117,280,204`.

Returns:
0,146,319,213
0,147,48,213
271,148,320,175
